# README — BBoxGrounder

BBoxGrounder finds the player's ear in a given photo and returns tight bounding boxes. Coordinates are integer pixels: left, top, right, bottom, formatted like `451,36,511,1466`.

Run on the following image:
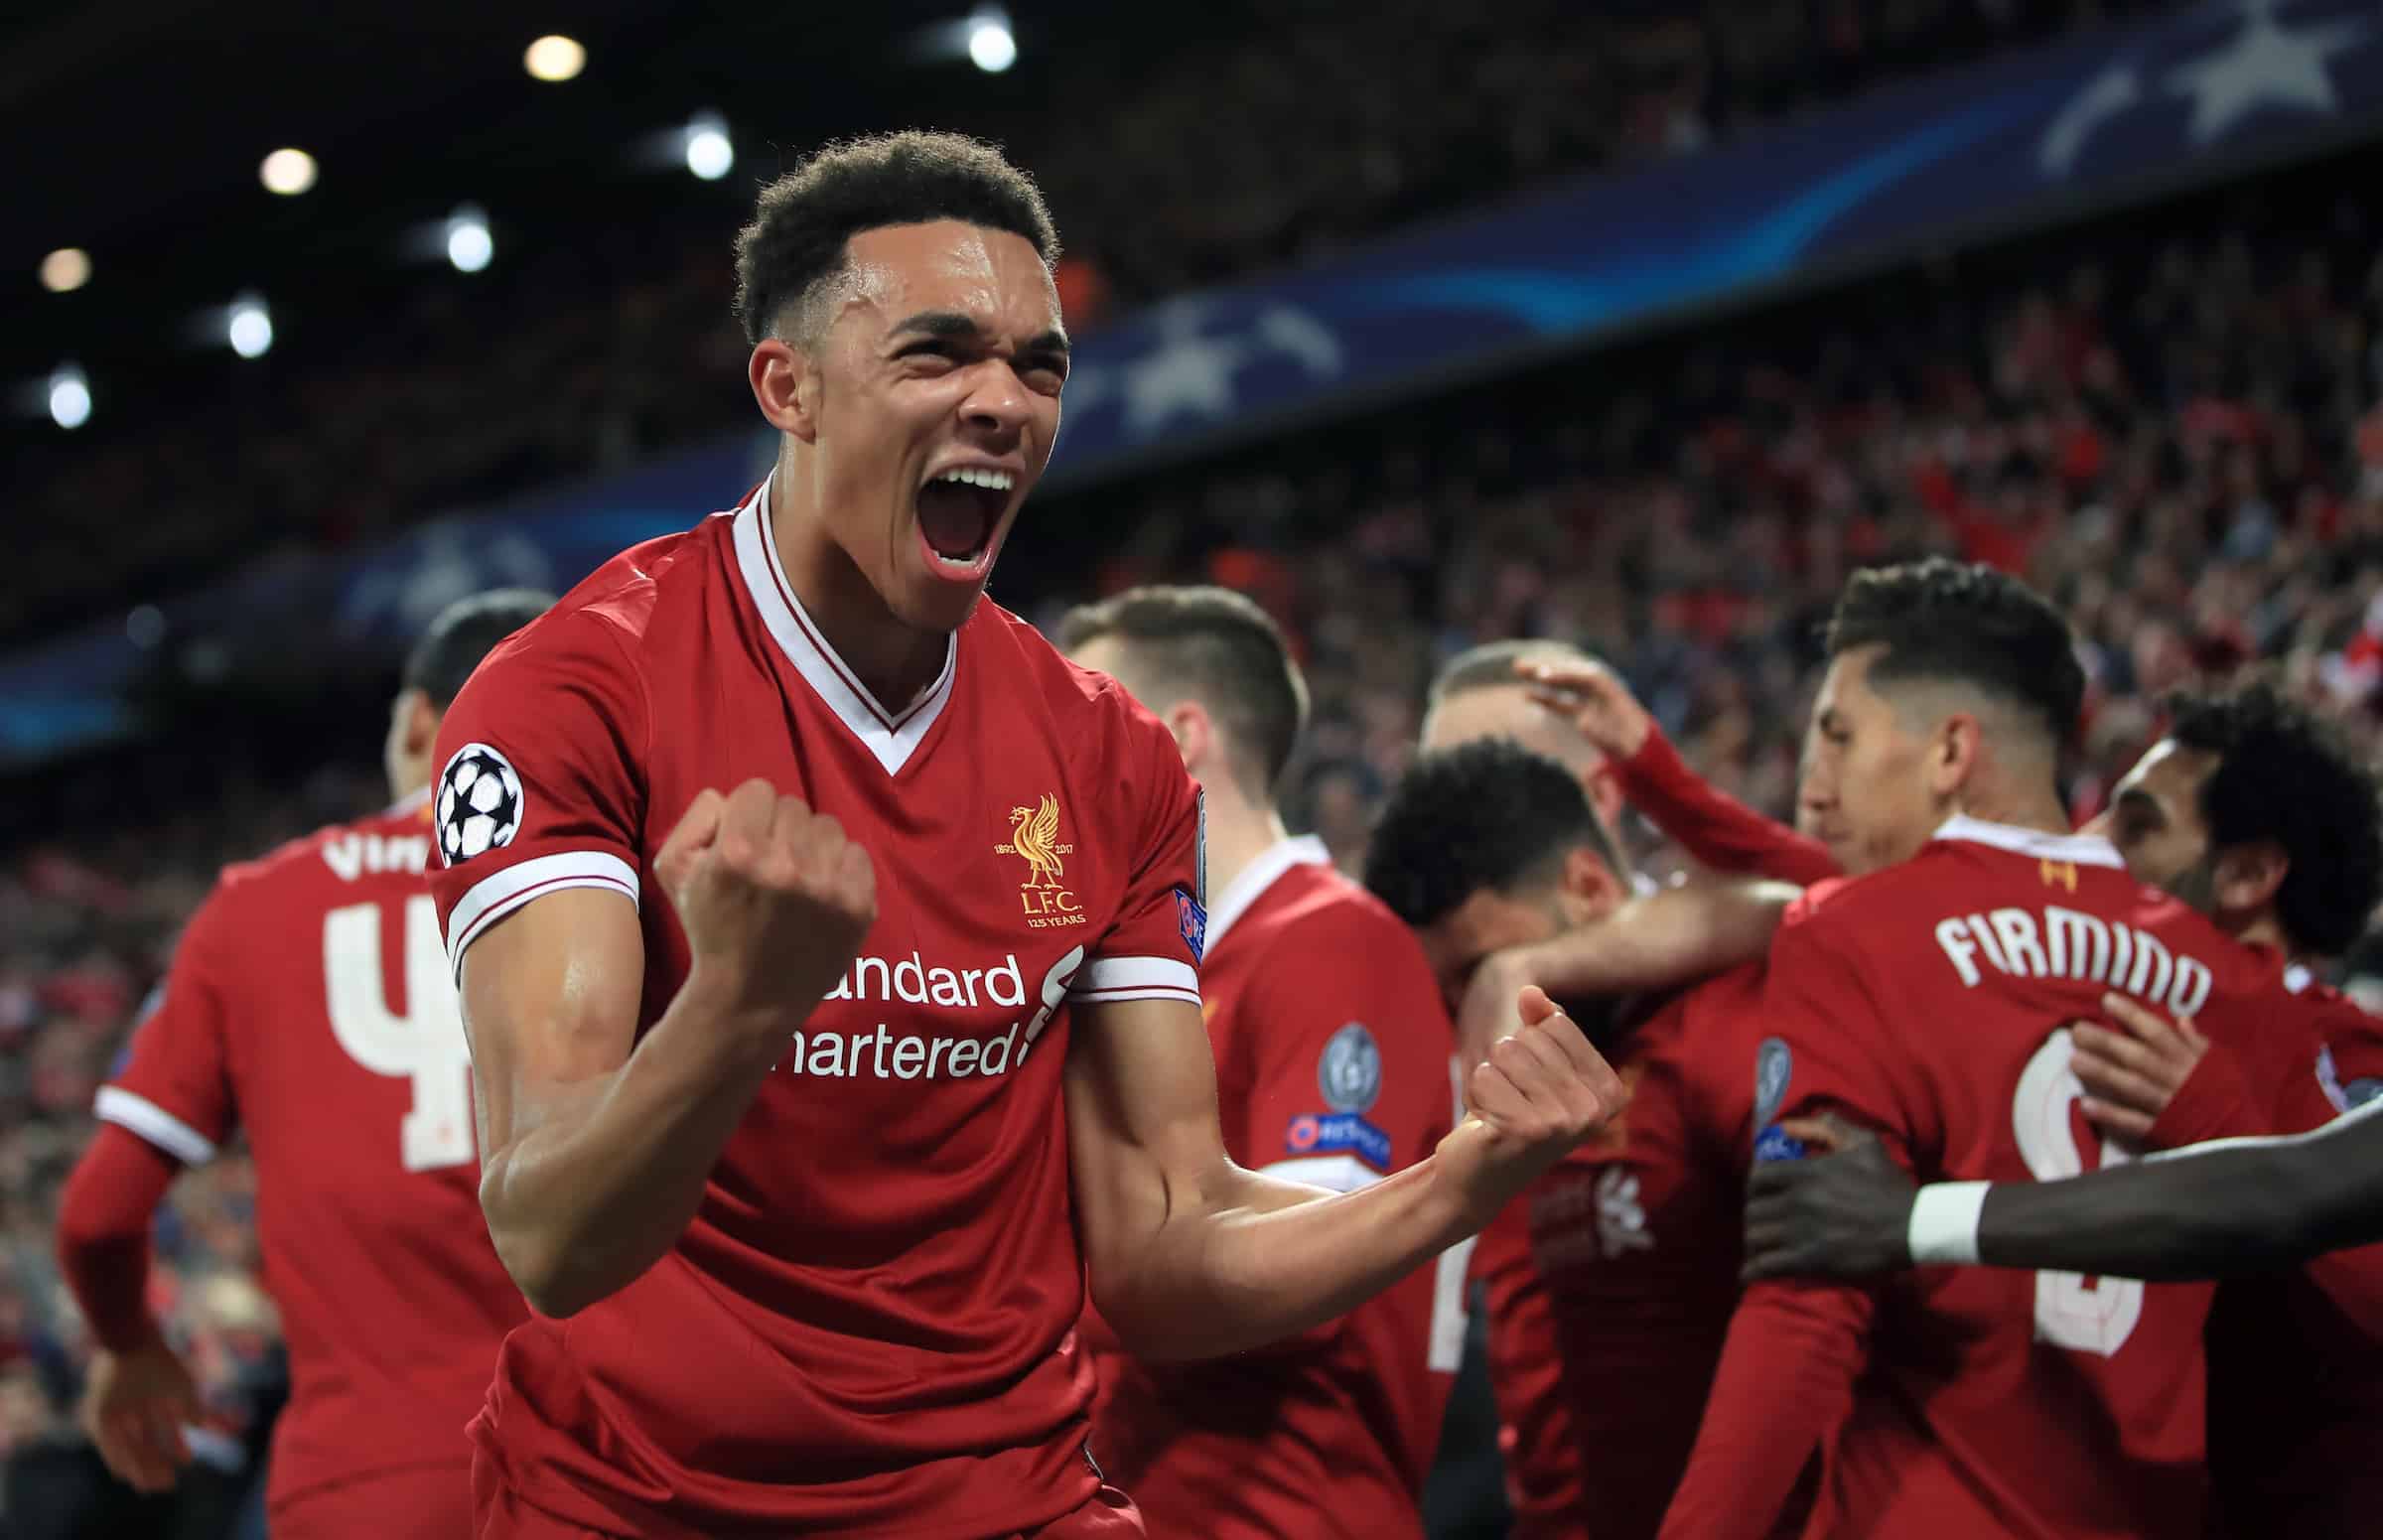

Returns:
1931,712,1982,796
1162,700,1210,777
2210,839,2288,916
1556,845,1625,925
750,336,822,444
402,689,440,760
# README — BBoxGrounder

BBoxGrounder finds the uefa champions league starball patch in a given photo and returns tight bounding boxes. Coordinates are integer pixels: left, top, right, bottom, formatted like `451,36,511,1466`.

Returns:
435,743,524,865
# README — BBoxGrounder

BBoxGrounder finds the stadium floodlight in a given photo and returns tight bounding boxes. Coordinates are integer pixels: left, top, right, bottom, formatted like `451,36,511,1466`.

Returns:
967,13,1017,71
446,206,493,273
48,365,90,429
259,147,318,196
40,247,90,294
227,294,273,358
685,114,734,181
523,35,586,81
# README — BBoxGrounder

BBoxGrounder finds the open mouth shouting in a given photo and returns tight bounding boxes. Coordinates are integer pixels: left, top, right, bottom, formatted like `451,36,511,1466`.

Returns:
915,464,1020,583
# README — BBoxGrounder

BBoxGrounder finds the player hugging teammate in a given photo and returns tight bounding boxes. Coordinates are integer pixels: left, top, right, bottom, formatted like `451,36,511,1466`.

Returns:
55,125,2383,1540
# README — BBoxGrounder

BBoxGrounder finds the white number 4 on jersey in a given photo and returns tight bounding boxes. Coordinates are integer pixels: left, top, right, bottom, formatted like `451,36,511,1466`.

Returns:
324,896,477,1171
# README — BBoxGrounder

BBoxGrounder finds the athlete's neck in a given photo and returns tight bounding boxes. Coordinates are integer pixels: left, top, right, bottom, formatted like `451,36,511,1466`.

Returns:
1949,762,2073,841
770,482,950,712
1200,787,1291,903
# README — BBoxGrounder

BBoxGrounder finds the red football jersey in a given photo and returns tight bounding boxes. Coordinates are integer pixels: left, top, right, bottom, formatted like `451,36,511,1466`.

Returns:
1083,837,1464,1540
98,795,526,1526
428,480,1205,1537
2202,973,2383,1536
1502,967,1808,1540
1470,1195,1581,1539
1661,815,2282,1540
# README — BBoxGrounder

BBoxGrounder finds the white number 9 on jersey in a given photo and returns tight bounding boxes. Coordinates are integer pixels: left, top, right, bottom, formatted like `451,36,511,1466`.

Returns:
324,896,476,1172
2013,1031,2143,1355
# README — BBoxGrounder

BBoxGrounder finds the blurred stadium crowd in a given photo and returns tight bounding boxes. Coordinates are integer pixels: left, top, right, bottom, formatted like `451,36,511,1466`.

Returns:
5,0,2160,642
6,0,2380,1528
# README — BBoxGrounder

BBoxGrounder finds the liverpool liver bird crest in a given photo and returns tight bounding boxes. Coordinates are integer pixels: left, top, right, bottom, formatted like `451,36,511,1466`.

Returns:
1008,795,1066,889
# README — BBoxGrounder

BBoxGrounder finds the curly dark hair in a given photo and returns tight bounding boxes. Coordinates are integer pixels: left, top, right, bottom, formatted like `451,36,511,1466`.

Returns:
732,130,1059,347
1057,585,1309,797
1363,739,1621,929
2166,684,2383,955
1827,558,2083,749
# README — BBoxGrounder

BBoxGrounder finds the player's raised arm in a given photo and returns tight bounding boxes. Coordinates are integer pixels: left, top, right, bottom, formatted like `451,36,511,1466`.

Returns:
1747,1096,2383,1285
1521,656,1842,887
1068,984,1623,1361
463,783,874,1317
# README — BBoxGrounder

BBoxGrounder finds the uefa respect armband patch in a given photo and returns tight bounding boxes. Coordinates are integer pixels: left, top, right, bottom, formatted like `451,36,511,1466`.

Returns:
1287,1112,1392,1169
1174,887,1206,962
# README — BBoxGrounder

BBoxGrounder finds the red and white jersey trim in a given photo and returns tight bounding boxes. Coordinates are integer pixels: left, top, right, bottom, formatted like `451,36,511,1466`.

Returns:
1069,955,1200,1008
444,850,640,981
731,479,957,775
1933,812,2125,870
94,1085,217,1165
1203,835,1332,951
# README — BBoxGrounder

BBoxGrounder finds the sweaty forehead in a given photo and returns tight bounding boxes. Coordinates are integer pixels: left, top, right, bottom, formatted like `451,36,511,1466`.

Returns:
831,219,1058,336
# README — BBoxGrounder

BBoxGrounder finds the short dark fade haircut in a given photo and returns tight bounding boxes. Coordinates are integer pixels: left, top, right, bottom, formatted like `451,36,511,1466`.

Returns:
1057,586,1309,799
732,130,1059,347
1826,558,2084,749
1364,739,1623,929
402,589,554,708
2167,684,2383,955
1427,638,1597,706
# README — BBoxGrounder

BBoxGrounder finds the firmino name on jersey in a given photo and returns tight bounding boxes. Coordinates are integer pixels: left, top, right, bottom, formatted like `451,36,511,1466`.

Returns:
1934,904,2213,1018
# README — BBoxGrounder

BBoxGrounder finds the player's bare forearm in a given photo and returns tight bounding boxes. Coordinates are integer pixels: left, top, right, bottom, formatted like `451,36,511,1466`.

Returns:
1071,989,1619,1360
477,973,786,1317
1972,1101,2383,1281
1091,1149,1472,1361
464,894,782,1317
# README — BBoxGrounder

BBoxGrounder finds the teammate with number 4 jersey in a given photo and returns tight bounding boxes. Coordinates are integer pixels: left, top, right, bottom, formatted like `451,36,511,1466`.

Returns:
55,591,549,1540
1661,561,2278,1540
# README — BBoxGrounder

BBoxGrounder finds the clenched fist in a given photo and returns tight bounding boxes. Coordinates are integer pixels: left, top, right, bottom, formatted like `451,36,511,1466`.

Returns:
1437,985,1630,1227
657,780,878,1042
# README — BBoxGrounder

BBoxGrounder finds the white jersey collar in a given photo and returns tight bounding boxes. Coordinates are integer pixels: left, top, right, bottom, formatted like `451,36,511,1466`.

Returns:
731,477,956,775
1932,812,2125,870
1205,835,1334,951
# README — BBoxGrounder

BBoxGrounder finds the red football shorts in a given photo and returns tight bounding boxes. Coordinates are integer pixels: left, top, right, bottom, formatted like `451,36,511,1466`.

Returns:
274,1463,475,1540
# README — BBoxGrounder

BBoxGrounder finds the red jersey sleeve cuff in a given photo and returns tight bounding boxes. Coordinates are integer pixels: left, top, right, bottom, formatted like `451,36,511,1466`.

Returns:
444,850,640,982
1068,955,1200,1009
94,1085,217,1166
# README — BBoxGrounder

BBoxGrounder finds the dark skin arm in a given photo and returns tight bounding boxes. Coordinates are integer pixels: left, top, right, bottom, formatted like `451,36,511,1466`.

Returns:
1744,1103,2383,1285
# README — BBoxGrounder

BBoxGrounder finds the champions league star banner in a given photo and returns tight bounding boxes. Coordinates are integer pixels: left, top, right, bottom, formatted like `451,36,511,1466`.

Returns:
7,0,2382,765
0,432,770,768
1045,0,2383,487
